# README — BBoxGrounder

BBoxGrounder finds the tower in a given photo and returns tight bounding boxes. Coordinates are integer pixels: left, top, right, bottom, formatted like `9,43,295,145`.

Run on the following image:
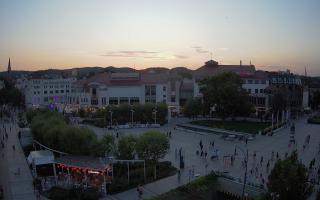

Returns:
8,57,11,74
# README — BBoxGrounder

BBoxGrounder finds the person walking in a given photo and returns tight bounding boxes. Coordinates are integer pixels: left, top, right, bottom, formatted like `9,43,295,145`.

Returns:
137,184,143,198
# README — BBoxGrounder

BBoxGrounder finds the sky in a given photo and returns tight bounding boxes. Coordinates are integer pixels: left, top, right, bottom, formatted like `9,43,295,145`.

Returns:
0,0,320,75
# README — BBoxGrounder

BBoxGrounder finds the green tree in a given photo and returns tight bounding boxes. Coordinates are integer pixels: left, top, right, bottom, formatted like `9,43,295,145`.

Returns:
0,78,23,106
117,135,138,159
136,131,169,179
271,87,288,113
199,72,253,120
267,151,313,200
182,98,202,118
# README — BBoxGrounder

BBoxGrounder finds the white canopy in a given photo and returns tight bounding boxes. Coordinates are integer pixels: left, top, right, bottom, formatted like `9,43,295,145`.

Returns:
27,150,54,165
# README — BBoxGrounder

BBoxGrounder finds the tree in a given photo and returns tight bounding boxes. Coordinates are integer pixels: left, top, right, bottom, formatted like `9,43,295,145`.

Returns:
183,98,203,118
0,78,23,106
136,131,169,179
271,87,288,113
99,135,116,157
117,135,138,159
199,72,253,120
267,151,313,200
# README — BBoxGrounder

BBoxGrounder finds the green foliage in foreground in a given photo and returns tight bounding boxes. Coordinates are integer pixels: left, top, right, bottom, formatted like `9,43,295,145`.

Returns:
266,151,313,200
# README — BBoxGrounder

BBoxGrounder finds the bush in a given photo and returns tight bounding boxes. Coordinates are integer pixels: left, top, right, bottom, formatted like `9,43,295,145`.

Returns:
30,110,98,155
93,103,168,126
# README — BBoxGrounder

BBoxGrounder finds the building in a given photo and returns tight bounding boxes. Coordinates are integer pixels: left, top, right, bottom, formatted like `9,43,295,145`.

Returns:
25,78,76,109
268,70,303,112
71,70,181,115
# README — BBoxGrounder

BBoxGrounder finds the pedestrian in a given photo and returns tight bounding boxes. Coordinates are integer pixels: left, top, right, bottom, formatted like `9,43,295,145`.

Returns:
234,147,237,156
200,150,203,157
12,145,15,151
231,156,234,166
276,152,279,160
212,140,215,148
253,152,256,160
260,156,263,166
169,131,172,138
204,151,207,159
177,169,181,183
175,148,178,159
137,184,143,198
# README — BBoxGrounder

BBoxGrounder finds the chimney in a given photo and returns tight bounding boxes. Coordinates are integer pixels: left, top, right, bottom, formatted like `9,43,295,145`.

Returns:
240,60,242,66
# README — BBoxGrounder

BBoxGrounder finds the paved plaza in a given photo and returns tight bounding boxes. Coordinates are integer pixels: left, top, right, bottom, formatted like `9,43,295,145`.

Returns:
88,115,320,200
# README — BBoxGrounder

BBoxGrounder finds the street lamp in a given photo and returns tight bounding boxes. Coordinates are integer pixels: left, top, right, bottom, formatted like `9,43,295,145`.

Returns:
236,145,249,198
153,107,157,124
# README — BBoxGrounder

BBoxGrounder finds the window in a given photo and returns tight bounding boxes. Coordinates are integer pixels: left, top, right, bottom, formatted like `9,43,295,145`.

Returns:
171,96,176,102
44,97,48,102
44,91,47,94
60,90,64,93
109,97,118,105
50,91,53,94
91,99,98,105
55,90,59,94
34,91,36,95
254,80,259,84
248,89,251,93
66,90,69,93
163,86,166,91
130,97,139,104
260,89,264,93
119,97,129,104
255,89,258,94
247,80,253,84
261,80,266,84
150,86,156,95
92,88,96,95
101,97,107,105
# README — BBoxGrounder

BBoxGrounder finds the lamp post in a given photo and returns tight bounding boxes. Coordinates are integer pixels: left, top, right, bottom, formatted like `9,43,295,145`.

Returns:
236,145,249,198
153,107,157,124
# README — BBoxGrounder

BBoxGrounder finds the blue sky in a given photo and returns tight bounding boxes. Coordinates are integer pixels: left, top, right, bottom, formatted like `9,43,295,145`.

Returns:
0,0,319,75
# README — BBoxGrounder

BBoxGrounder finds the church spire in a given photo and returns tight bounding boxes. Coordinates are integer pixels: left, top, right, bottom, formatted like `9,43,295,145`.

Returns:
8,57,11,73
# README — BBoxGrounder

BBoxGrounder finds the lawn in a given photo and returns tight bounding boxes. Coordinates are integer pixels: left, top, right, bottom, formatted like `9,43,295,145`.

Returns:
191,120,271,134
147,173,218,200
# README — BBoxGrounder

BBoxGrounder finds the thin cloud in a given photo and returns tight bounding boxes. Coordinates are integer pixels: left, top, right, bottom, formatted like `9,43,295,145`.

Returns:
102,51,159,58
191,46,209,54
218,47,229,51
101,50,187,60
174,54,189,59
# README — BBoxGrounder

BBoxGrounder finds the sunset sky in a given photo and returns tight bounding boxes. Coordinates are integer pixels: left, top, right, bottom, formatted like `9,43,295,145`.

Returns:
0,0,319,75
